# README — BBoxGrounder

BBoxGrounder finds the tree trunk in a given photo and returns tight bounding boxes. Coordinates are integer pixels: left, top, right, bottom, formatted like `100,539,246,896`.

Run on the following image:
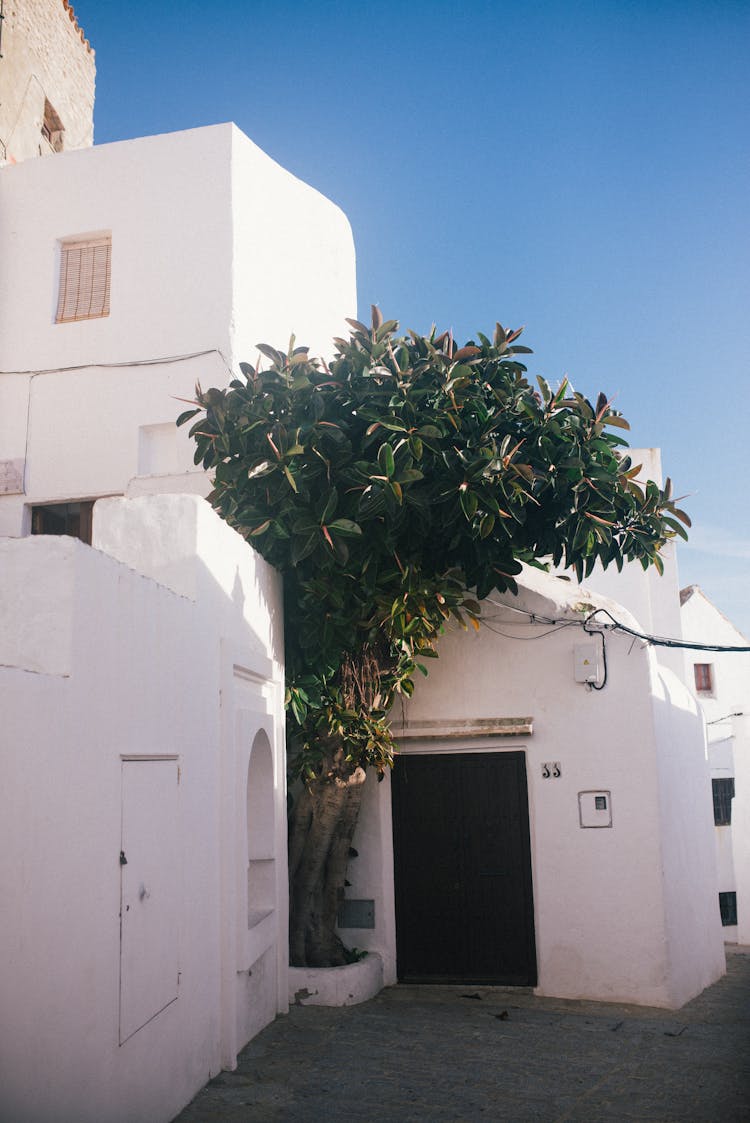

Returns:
288,764,367,967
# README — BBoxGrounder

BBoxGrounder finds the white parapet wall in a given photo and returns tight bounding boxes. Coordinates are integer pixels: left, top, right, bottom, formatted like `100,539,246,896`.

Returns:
0,496,287,1123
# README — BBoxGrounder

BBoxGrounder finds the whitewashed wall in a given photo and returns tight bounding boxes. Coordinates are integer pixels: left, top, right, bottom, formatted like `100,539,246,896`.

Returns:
0,497,286,1123
0,121,356,1120
681,587,750,944
344,567,724,1008
731,714,750,945
0,124,357,535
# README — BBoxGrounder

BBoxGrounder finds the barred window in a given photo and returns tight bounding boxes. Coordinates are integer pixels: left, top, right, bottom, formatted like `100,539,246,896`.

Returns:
712,778,735,826
694,663,713,693
719,891,737,927
56,236,111,323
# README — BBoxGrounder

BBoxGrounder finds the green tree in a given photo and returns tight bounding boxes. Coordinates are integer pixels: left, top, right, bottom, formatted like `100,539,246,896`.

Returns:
179,310,689,968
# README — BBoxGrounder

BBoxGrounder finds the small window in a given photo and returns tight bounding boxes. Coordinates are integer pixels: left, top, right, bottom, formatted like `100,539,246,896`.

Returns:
56,236,111,323
712,778,735,826
719,891,737,927
694,663,713,694
42,99,65,152
31,502,93,544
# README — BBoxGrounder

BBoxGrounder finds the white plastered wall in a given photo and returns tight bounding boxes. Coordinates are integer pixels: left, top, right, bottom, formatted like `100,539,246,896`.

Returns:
681,587,750,943
0,123,357,535
343,567,724,1008
0,497,286,1123
229,125,356,363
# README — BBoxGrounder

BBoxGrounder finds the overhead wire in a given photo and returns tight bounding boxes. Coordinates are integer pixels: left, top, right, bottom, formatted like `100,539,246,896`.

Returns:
582,607,750,654
482,597,750,653
0,347,232,377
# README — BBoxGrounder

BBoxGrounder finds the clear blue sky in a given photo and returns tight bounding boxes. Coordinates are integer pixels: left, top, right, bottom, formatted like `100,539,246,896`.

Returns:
76,0,749,637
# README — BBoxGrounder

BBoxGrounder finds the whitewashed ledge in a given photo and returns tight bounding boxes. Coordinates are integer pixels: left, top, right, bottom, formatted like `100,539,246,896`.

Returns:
289,952,384,1007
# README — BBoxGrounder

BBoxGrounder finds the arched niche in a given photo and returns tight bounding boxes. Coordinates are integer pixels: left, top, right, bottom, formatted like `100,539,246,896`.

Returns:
246,729,276,928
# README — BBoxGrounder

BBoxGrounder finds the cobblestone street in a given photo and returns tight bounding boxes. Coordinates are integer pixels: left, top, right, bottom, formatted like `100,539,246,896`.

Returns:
174,946,750,1122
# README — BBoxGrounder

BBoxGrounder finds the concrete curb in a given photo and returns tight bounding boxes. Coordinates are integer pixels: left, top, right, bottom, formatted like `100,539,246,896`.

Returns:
288,951,384,1007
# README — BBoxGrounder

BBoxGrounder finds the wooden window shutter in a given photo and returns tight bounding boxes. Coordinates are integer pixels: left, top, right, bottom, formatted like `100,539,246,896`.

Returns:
56,237,111,323
693,663,713,693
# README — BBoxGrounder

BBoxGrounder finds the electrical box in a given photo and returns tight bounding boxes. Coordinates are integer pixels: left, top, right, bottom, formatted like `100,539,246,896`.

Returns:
578,790,612,828
574,644,602,685
337,899,375,929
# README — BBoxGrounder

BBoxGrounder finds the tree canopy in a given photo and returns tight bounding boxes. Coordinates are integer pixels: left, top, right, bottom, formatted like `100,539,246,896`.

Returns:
179,310,689,785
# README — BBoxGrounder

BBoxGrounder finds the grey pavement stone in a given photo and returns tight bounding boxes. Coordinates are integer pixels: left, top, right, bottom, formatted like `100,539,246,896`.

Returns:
173,947,750,1122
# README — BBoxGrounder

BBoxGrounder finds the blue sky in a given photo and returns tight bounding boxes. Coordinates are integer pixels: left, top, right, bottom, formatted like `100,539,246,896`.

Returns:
76,0,749,637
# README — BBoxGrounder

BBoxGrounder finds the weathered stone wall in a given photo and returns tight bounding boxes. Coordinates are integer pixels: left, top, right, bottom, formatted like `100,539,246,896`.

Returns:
0,0,95,164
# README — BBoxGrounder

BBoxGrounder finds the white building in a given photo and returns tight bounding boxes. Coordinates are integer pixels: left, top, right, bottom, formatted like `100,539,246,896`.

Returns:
680,585,750,945
313,449,724,1011
0,6,357,1118
1,500,289,1123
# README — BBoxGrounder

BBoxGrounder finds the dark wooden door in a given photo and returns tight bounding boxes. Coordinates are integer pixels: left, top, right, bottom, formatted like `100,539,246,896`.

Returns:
392,751,536,984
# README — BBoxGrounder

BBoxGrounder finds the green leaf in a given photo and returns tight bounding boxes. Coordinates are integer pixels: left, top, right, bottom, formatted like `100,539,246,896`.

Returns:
328,519,363,538
249,520,271,537
247,459,275,480
378,443,396,478
321,488,339,523
603,414,630,430
459,488,478,520
256,342,284,364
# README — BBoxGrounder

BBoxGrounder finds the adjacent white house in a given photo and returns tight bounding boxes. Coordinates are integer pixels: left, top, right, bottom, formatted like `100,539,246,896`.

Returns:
336,565,725,1010
680,585,750,945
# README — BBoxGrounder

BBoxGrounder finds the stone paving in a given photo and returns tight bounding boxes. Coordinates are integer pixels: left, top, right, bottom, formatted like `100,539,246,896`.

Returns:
174,947,750,1122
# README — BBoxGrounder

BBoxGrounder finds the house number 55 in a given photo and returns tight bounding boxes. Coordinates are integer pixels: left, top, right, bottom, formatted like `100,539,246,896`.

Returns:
542,762,561,778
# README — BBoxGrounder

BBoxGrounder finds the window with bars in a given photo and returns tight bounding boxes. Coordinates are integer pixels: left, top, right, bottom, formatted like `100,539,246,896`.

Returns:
712,778,735,826
693,663,714,693
31,502,94,545
719,891,737,927
56,236,111,323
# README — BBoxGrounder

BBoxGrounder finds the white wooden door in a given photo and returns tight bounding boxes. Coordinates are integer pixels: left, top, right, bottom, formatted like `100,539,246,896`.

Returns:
119,759,180,1043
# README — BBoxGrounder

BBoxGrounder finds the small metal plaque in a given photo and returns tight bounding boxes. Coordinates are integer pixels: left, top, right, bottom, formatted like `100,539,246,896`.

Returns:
337,898,375,929
0,459,24,495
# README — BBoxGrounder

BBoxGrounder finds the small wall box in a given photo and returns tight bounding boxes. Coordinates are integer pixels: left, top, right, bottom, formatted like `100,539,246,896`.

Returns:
574,644,602,684
578,790,612,828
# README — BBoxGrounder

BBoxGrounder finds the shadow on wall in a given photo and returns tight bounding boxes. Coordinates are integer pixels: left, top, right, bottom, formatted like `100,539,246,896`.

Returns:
650,664,726,1005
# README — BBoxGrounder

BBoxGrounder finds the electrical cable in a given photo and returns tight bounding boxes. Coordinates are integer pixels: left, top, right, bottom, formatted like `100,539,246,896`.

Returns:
480,620,578,641
1,348,231,377
707,712,744,725
583,607,750,654
582,615,608,690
